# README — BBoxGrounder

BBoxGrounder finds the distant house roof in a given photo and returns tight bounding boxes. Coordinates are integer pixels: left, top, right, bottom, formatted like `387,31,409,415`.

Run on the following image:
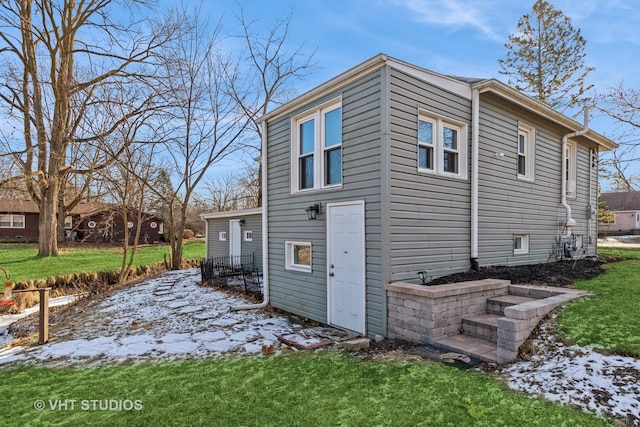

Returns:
601,192,640,211
0,198,125,216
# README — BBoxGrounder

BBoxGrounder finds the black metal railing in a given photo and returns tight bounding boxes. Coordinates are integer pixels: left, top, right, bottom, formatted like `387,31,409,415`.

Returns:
200,253,262,298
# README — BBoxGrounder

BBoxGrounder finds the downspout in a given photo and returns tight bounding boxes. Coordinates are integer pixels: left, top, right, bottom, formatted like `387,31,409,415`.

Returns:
470,89,480,271
560,110,589,237
231,120,270,310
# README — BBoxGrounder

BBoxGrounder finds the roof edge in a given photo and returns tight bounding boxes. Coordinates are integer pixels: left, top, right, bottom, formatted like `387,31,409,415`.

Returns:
200,208,262,220
472,79,618,151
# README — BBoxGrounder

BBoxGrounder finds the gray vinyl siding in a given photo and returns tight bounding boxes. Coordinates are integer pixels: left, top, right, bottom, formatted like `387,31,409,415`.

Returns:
266,68,385,336
476,93,597,266
205,213,263,272
387,67,472,282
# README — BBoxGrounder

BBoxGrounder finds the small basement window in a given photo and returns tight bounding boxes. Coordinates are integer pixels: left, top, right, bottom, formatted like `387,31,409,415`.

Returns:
285,241,312,272
244,230,253,241
514,234,529,255
219,231,227,241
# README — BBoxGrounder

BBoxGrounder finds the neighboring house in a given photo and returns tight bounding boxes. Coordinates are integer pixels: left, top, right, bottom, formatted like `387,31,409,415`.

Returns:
201,208,262,272
599,191,640,234
257,53,616,338
0,198,164,244
0,198,40,241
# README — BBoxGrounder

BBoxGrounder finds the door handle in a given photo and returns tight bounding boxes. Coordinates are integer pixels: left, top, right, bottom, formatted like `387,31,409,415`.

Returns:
329,272,335,277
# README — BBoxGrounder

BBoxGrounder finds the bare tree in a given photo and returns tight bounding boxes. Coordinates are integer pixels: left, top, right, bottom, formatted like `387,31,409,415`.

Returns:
226,6,318,206
201,162,260,212
97,119,161,284
0,0,176,256
154,3,250,270
598,83,640,190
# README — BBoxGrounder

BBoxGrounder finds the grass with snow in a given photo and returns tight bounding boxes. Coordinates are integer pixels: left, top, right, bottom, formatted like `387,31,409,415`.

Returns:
558,248,640,357
2,354,612,427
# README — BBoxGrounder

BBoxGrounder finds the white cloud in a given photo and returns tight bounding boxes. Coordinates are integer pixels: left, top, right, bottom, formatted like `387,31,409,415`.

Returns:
390,0,502,41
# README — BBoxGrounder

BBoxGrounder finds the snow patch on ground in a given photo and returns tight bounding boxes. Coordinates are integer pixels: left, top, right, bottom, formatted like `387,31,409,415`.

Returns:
496,314,640,423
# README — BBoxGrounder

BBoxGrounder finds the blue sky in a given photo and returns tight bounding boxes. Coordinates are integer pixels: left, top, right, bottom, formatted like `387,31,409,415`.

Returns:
169,0,639,187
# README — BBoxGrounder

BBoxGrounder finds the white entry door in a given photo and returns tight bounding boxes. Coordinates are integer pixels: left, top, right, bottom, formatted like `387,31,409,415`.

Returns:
327,201,365,334
229,220,242,259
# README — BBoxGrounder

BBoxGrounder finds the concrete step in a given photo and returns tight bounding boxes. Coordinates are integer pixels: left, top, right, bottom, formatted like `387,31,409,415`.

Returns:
434,333,497,363
487,294,539,315
461,313,500,342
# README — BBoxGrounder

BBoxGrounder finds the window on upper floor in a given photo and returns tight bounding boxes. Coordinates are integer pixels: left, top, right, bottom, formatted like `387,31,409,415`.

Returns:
517,123,535,181
566,141,577,198
0,214,24,228
291,99,342,193
417,111,467,179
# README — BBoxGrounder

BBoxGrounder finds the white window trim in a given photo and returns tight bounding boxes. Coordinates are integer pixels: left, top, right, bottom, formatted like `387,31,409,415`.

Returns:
285,241,312,272
566,140,577,198
219,231,227,241
517,123,535,182
0,214,25,229
514,234,530,255
291,97,342,194
243,230,253,242
417,109,468,180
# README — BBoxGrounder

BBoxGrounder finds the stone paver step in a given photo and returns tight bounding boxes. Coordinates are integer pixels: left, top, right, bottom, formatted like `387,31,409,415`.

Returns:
434,334,497,363
461,313,501,342
487,294,538,315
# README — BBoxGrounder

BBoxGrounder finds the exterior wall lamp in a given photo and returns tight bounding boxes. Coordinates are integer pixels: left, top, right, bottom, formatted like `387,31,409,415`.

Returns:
306,204,321,220
417,271,431,285
239,219,246,225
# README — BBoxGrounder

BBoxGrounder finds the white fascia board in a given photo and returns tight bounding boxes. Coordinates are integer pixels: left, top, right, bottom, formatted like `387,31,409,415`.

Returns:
473,79,618,151
200,208,262,220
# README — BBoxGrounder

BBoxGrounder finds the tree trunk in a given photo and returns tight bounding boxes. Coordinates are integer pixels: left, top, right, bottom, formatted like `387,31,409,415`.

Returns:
38,184,60,256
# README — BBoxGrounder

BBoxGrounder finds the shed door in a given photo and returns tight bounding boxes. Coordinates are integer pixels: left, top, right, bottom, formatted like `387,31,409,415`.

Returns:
229,220,242,258
327,201,365,334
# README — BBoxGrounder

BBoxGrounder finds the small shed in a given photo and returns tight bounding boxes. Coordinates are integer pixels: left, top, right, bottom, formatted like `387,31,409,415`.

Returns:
201,208,263,272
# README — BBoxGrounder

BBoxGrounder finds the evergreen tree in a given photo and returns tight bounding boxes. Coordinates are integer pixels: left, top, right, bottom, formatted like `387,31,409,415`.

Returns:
498,0,594,116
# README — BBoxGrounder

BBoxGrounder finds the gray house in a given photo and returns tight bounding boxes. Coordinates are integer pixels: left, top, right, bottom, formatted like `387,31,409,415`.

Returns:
257,54,616,338
201,208,263,272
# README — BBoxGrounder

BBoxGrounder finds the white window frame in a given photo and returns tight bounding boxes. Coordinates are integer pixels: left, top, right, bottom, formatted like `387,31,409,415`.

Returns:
219,231,227,242
514,234,529,255
417,110,468,180
64,215,73,229
291,98,342,193
565,141,577,198
285,241,312,272
0,214,25,229
243,230,253,242
517,123,535,182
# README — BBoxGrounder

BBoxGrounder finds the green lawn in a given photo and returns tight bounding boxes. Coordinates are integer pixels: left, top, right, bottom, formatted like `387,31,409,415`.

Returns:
1,354,611,427
558,247,640,356
0,240,205,283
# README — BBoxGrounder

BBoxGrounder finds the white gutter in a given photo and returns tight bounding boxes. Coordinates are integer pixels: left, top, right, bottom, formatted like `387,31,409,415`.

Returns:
231,121,269,311
470,89,480,270
561,110,589,237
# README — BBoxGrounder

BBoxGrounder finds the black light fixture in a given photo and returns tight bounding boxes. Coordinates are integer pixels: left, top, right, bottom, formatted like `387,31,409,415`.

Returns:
418,271,430,285
239,219,245,225
305,204,321,220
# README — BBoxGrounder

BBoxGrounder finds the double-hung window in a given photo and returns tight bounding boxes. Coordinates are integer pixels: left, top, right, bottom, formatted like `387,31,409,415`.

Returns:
0,214,24,228
417,111,467,179
292,98,342,193
517,123,535,181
